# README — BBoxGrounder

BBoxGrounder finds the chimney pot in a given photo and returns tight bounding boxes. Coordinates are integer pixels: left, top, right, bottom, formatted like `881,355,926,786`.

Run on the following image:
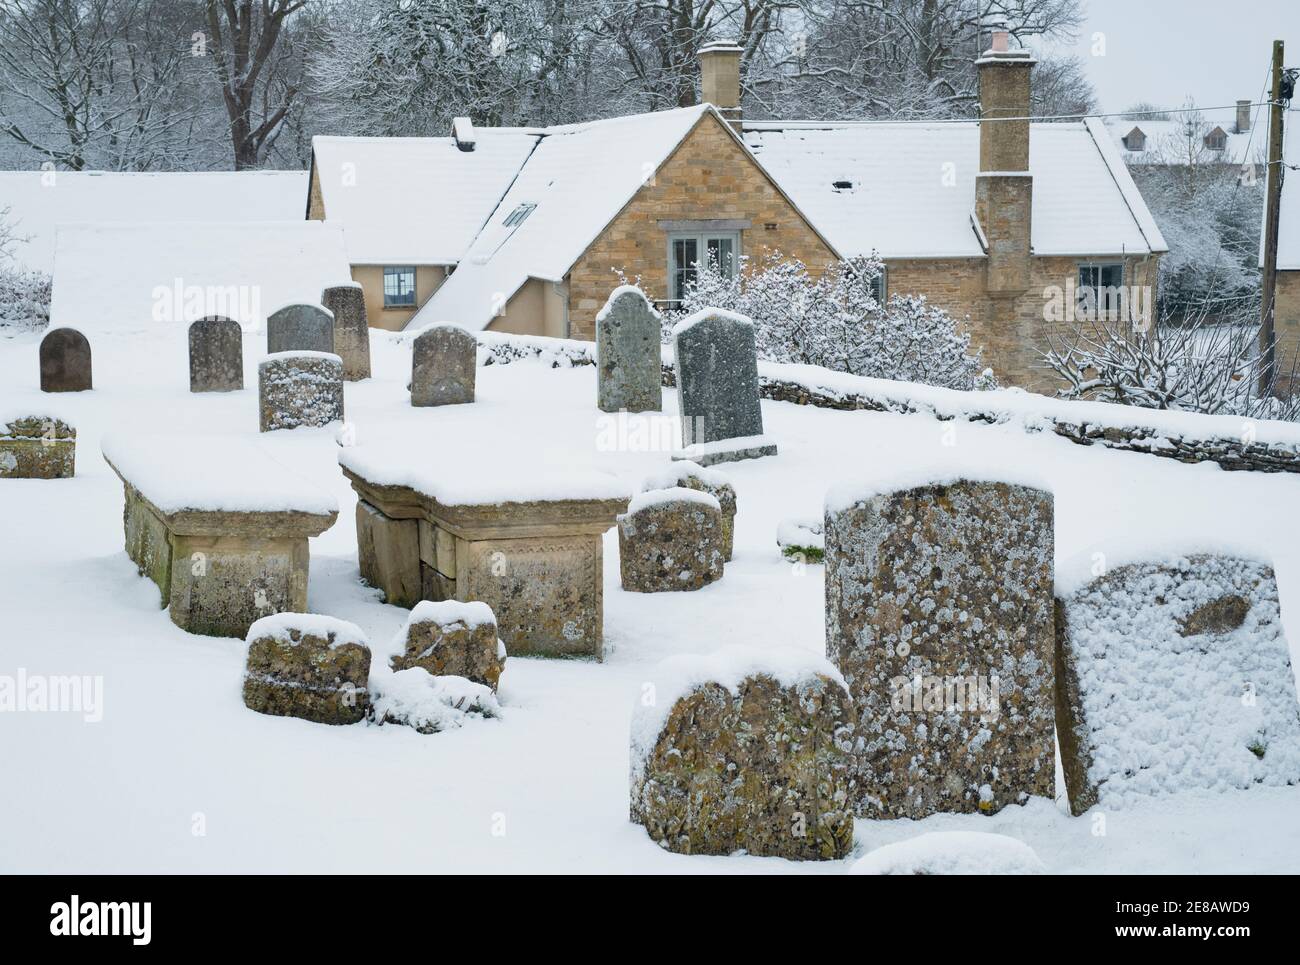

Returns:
991,30,1010,53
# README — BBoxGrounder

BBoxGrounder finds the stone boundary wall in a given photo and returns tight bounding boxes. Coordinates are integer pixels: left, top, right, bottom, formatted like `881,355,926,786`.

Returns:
467,331,1300,475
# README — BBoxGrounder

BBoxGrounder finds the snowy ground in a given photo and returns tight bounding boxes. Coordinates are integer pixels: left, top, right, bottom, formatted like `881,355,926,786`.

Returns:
2,325,1299,873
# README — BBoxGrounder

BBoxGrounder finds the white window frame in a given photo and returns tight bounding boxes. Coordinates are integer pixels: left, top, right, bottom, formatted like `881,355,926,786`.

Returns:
1077,261,1124,320
666,230,741,305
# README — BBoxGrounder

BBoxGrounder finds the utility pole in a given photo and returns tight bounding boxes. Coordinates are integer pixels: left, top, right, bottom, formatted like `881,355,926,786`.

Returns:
1259,40,1286,395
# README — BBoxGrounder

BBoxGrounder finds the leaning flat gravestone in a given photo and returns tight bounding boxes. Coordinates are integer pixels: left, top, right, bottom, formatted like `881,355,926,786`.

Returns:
188,316,243,392
671,308,775,465
1056,554,1300,816
267,303,334,355
630,647,857,860
259,351,345,431
597,286,662,413
321,284,371,381
825,475,1055,819
39,327,92,392
411,324,476,406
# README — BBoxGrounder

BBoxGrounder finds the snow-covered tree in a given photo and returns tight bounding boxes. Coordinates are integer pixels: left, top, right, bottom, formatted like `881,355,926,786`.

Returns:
658,250,993,390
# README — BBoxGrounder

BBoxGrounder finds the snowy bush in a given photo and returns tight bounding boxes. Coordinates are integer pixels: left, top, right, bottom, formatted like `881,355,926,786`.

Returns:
0,264,50,335
655,251,993,391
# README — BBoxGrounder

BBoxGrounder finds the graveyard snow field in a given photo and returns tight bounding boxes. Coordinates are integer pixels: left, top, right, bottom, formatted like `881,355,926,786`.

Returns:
3,325,1300,874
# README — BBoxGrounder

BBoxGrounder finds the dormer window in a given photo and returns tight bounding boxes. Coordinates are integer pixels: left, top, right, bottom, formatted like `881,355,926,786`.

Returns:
1204,127,1227,151
1122,127,1146,151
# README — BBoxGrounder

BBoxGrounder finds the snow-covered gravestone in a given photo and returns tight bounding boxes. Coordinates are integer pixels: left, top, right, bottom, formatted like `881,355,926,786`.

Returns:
825,475,1055,819
258,352,345,431
0,415,75,478
389,600,506,691
596,286,662,413
671,308,775,465
641,460,736,561
411,324,476,407
188,316,243,392
630,647,857,860
39,327,92,392
242,614,371,725
266,303,334,356
617,488,725,592
321,284,371,381
1055,554,1300,815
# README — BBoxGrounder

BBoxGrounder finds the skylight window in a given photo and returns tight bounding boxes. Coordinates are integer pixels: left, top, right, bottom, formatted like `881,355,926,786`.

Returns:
832,180,854,192
502,202,537,227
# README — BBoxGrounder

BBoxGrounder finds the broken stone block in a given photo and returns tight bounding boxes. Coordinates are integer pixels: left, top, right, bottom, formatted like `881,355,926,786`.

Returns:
389,599,506,691
825,476,1055,819
1055,554,1300,815
617,487,725,592
630,647,856,860
258,351,345,431
597,285,662,413
0,415,75,478
242,614,371,725
641,460,736,560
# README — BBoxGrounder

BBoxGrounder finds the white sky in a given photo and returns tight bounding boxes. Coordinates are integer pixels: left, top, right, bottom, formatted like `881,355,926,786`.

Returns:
1039,0,1299,119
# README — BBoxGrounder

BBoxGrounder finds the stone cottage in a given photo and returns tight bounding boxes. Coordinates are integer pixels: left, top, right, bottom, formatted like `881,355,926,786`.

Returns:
305,31,1166,389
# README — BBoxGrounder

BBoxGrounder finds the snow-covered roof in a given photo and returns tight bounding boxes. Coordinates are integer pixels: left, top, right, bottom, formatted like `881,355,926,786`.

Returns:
1275,108,1300,271
0,171,307,274
410,105,714,331
744,117,1166,258
311,131,540,265
1102,116,1265,167
49,221,353,334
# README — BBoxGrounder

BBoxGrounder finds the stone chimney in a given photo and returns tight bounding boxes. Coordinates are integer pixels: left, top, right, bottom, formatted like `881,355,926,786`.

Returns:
975,29,1035,295
1236,99,1251,134
699,40,743,131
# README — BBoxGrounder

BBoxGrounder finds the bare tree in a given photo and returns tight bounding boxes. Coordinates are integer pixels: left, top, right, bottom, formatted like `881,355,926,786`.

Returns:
205,0,308,169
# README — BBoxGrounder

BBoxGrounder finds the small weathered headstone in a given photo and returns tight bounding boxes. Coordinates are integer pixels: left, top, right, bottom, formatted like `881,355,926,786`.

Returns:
390,600,506,691
242,614,370,725
1056,554,1300,815
641,460,736,560
39,327,92,392
188,316,243,392
321,284,371,381
597,286,662,413
617,487,725,592
630,647,856,860
0,415,75,478
258,351,345,431
369,668,501,734
411,324,476,406
825,476,1055,819
266,303,334,355
671,308,775,464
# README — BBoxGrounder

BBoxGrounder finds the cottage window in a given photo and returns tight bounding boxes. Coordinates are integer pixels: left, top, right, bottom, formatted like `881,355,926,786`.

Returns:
869,266,887,304
383,266,417,308
668,231,739,303
1077,262,1124,319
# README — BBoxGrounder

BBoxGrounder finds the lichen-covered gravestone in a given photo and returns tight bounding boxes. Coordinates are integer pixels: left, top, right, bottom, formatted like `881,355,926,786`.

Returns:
641,460,736,561
0,415,75,478
411,324,476,406
258,352,345,431
390,600,506,691
39,327,92,392
369,667,501,734
671,308,775,465
1056,554,1300,816
242,614,371,725
825,476,1055,819
630,647,857,860
321,284,371,381
188,316,243,392
618,488,725,592
266,303,334,355
597,286,662,413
